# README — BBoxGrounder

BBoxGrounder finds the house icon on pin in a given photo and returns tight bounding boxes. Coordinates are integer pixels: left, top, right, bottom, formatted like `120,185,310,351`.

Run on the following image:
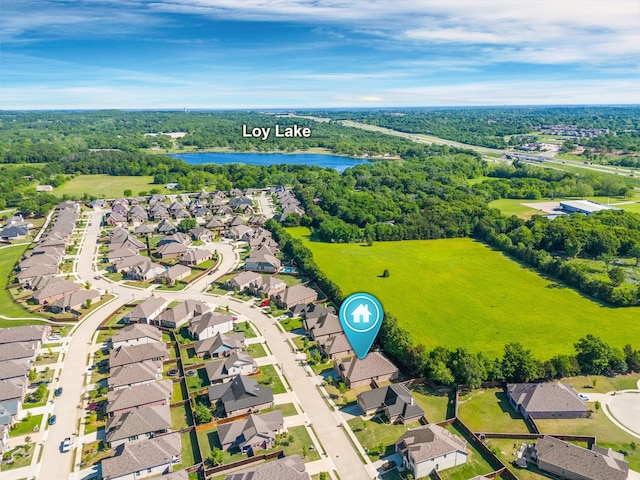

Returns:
351,303,371,323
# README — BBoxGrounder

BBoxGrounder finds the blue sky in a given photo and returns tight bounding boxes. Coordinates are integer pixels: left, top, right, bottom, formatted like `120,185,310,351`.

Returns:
1,0,639,108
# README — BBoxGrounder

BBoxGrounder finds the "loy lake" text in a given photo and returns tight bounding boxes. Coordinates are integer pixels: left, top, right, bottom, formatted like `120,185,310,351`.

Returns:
242,124,312,140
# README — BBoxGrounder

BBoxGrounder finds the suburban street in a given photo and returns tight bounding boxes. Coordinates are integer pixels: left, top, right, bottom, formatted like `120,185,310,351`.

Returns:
30,192,375,480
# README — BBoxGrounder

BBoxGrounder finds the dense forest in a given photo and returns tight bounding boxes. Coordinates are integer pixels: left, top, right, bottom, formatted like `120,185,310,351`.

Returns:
305,106,640,151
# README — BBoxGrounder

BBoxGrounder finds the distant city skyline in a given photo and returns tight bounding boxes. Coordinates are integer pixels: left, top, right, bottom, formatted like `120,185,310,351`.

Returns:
2,0,639,109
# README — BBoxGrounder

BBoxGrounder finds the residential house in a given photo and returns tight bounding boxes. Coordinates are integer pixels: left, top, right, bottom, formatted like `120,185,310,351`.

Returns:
154,300,211,329
244,249,281,274
129,262,167,281
113,255,150,274
396,424,468,478
194,332,245,359
108,247,139,264
227,225,252,240
334,352,399,389
111,324,162,349
158,264,191,284
134,224,155,236
205,352,257,384
357,384,425,424
251,276,286,298
0,225,28,241
207,375,274,418
157,220,177,234
101,432,181,480
0,343,37,363
189,227,213,242
31,278,80,305
106,380,173,417
105,404,171,448
16,264,57,287
156,242,188,259
50,289,101,314
533,435,628,480
108,360,163,391
224,455,309,480
123,297,169,324
0,325,49,348
217,411,284,453
272,285,318,310
226,271,262,292
187,312,234,340
507,382,588,419
205,217,225,231
109,343,169,369
105,212,128,227
304,313,342,343
317,334,353,360
159,232,191,246
179,249,214,267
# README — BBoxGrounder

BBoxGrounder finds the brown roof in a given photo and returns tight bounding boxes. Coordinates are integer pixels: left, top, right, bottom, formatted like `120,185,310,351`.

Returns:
396,424,467,464
106,380,172,414
335,352,399,384
536,436,628,480
108,360,162,389
111,324,162,345
101,432,181,479
0,325,47,345
109,342,169,368
105,404,171,443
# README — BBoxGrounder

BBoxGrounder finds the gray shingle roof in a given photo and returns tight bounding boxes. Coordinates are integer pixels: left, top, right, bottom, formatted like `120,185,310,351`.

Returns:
208,375,273,414
507,382,587,415
217,411,283,450
106,380,172,414
108,360,162,389
105,404,171,444
335,352,399,384
396,424,467,464
111,324,162,345
101,432,181,479
535,435,628,480
0,325,47,345
224,455,309,480
109,342,169,368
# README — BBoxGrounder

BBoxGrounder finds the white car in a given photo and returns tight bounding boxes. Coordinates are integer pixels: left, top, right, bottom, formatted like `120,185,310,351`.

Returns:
48,335,61,341
62,437,72,453
578,393,590,401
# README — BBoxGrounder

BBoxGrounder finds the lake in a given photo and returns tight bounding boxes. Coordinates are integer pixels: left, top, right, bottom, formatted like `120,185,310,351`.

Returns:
169,152,368,172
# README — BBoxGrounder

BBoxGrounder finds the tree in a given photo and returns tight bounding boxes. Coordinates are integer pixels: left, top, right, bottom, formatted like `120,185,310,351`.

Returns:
85,298,92,309
194,402,212,424
382,269,390,277
338,382,348,394
450,349,487,389
623,344,640,372
123,189,132,197
608,266,625,286
319,473,328,480
574,335,612,375
28,369,37,382
178,218,197,233
208,447,223,466
502,343,538,383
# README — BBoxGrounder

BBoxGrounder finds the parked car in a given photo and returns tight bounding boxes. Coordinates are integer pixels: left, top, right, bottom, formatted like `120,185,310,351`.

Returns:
578,393,590,401
48,335,61,341
48,415,57,425
55,387,63,397
62,438,71,453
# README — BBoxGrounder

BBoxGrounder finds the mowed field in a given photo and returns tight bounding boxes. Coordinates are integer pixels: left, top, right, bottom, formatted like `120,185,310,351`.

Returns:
54,174,167,198
0,245,45,325
489,196,640,219
287,227,640,359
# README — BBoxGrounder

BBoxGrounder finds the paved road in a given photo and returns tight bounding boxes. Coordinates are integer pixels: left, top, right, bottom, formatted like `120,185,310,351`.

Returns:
35,207,372,479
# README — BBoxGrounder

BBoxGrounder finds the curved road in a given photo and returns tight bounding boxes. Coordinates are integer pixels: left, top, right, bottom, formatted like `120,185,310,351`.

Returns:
37,207,373,480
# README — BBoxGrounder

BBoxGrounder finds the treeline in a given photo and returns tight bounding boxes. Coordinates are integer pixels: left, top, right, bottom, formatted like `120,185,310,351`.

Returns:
381,314,640,387
305,106,640,150
0,110,420,163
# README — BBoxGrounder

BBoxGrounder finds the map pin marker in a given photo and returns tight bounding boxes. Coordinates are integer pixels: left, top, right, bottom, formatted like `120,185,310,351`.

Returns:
339,293,384,359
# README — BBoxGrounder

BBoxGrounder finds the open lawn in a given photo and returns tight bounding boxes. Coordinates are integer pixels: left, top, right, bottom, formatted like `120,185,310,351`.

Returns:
407,384,452,423
54,174,166,198
0,245,46,322
489,195,640,219
440,423,500,480
252,365,286,394
562,373,640,393
348,416,421,459
484,438,553,480
246,342,267,358
9,414,43,437
457,388,532,434
535,407,640,470
174,430,201,470
287,228,640,359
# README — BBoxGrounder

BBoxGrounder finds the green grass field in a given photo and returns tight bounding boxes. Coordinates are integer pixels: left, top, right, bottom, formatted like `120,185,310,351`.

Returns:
489,196,640,219
288,228,640,359
53,174,167,198
0,245,46,324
